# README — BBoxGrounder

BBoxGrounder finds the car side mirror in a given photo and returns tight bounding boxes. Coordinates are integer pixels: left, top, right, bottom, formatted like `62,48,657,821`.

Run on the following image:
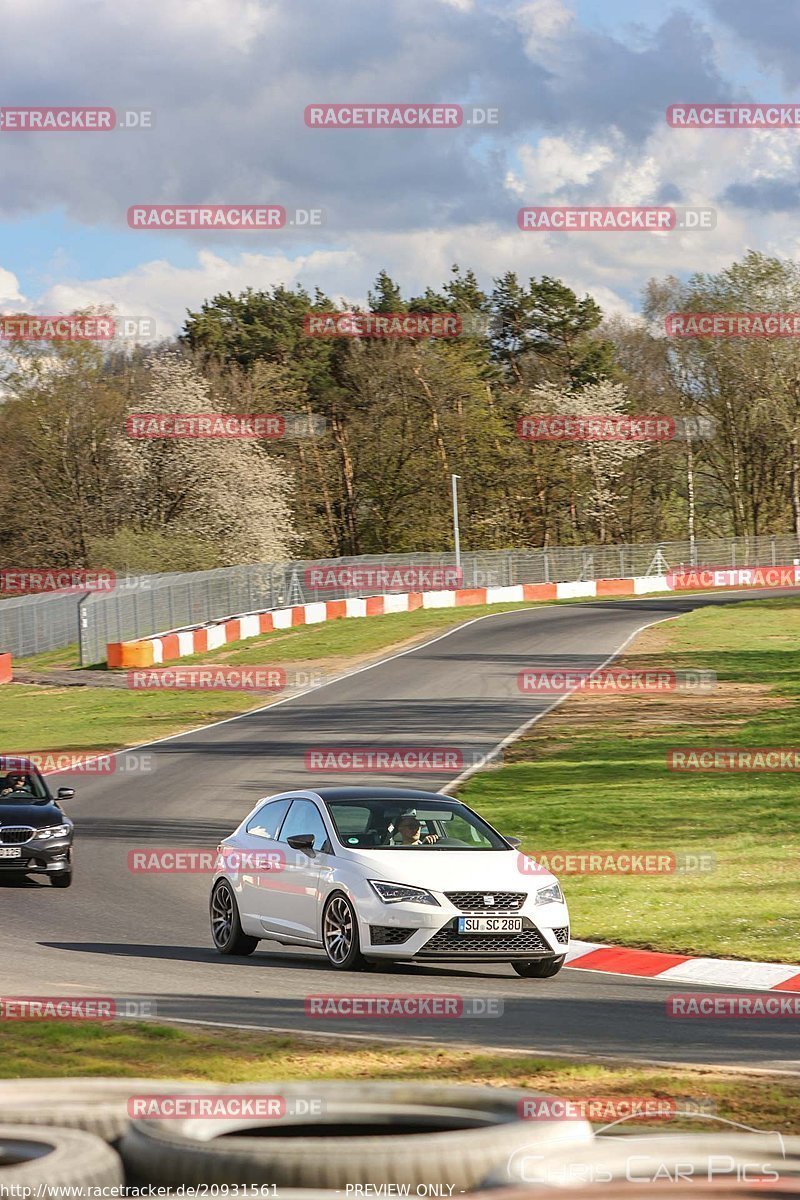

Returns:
505,836,522,848
287,833,316,855
57,788,75,800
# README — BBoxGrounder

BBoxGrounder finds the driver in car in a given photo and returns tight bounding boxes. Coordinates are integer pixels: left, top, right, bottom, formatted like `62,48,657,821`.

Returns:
0,773,31,796
393,814,439,846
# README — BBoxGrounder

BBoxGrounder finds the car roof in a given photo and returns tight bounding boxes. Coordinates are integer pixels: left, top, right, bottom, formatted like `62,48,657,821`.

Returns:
311,786,456,802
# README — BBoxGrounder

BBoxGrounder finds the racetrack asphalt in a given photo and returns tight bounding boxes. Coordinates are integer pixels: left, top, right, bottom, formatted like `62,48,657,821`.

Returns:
3,591,798,1071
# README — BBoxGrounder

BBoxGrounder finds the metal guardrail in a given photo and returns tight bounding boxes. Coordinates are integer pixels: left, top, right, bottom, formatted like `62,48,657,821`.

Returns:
0,533,797,665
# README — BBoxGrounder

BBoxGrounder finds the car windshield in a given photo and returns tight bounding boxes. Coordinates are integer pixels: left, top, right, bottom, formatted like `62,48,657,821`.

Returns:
0,768,47,801
323,797,509,850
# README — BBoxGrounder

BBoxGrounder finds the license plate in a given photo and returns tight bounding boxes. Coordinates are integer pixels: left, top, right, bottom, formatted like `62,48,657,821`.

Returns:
0,847,22,859
457,916,523,934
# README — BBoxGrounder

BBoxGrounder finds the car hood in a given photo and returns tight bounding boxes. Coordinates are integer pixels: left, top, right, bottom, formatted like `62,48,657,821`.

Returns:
344,847,558,891
0,802,65,829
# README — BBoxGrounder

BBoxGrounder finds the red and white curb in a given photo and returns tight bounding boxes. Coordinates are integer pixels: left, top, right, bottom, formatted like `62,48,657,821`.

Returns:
566,939,800,992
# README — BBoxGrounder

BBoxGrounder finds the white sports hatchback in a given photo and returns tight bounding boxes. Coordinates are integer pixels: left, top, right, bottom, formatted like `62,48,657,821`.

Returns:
210,787,569,976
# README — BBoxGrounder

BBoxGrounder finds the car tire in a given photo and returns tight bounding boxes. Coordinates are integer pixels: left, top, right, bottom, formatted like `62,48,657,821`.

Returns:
119,1081,594,1192
0,1079,213,1143
210,880,259,956
512,955,565,978
51,869,73,888
0,1124,123,1188
322,892,369,971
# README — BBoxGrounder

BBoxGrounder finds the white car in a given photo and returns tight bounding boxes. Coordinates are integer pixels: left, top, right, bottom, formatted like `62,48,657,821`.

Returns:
210,786,569,976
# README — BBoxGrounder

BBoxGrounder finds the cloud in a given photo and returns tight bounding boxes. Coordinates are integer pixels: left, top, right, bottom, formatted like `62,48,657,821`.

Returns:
706,0,800,88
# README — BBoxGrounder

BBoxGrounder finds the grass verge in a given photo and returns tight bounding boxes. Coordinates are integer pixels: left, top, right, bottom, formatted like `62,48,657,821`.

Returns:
460,597,800,962
1,1021,797,1131
7,602,545,753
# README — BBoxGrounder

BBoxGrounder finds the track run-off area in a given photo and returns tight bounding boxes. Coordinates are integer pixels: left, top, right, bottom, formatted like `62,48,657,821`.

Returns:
3,590,798,1070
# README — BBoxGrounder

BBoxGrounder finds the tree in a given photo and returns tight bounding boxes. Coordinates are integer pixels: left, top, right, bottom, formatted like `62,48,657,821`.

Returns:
113,354,297,563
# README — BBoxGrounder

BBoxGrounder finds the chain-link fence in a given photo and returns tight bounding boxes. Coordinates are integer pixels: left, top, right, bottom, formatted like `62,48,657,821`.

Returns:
1,532,798,666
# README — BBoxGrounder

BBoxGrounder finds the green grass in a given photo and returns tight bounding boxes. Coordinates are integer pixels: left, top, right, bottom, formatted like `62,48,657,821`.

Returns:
6,602,547,753
1,1021,797,1130
0,683,261,753
460,597,800,962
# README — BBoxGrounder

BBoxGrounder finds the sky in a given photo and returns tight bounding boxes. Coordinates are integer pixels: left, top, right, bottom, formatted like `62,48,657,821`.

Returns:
1,0,800,339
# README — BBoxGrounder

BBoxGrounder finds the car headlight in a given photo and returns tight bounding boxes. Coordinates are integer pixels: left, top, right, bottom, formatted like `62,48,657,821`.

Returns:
368,880,440,906
35,824,72,840
535,883,564,905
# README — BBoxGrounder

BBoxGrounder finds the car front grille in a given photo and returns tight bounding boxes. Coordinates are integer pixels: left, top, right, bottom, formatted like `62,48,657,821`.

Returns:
369,926,415,946
0,827,34,845
419,922,551,956
444,891,527,912
553,925,570,946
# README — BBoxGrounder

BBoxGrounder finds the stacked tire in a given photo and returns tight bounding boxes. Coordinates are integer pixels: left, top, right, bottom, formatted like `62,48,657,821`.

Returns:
0,1077,594,1195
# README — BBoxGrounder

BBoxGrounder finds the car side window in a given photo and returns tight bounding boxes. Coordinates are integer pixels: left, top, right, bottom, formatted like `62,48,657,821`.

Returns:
246,798,292,840
278,799,332,853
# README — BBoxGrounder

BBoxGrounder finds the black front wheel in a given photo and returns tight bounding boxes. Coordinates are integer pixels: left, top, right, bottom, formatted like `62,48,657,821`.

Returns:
210,880,259,955
512,955,565,978
51,870,73,889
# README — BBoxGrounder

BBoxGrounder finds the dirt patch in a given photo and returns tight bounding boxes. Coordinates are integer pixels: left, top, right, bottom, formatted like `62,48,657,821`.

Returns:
507,646,782,760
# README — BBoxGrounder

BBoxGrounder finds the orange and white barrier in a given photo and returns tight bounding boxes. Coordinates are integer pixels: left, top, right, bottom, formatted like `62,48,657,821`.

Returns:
105,565,800,669
0,653,12,684
106,577,643,668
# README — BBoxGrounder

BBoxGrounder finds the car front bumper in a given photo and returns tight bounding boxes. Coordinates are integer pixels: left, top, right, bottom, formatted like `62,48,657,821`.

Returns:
0,835,72,876
356,894,570,961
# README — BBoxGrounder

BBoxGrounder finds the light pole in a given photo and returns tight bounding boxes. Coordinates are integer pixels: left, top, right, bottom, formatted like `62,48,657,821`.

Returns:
451,473,462,577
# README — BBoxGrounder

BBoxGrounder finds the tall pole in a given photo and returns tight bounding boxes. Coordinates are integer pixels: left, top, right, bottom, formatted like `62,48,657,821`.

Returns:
451,474,462,577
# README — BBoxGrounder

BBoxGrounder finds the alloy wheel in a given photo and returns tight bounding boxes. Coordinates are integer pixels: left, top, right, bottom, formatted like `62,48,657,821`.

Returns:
324,895,354,964
211,882,234,947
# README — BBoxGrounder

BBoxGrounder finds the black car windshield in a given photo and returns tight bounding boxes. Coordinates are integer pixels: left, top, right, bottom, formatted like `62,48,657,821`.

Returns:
0,769,47,801
323,797,509,850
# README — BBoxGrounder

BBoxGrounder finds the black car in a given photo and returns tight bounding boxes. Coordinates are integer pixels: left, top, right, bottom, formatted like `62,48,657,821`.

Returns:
0,759,75,887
